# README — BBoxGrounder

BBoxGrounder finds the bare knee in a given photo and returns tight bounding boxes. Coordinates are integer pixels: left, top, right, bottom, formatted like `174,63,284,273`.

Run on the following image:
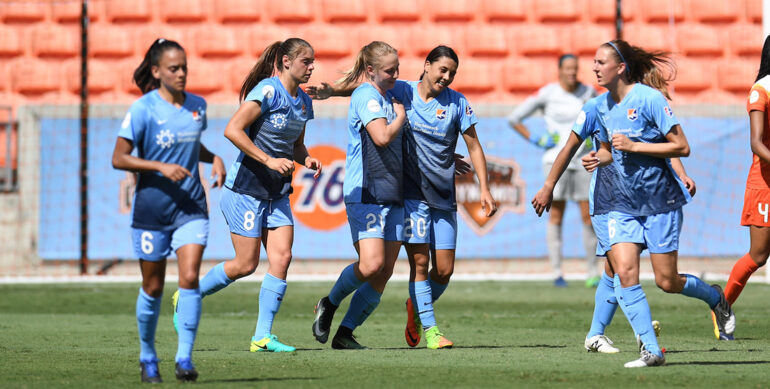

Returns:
229,257,259,279
142,279,164,297
357,259,384,280
178,267,200,289
432,265,454,283
655,276,683,293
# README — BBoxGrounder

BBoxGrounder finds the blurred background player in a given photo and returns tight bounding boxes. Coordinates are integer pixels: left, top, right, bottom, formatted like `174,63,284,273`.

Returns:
192,38,321,353
111,38,225,383
311,41,407,349
507,54,599,288
585,39,734,367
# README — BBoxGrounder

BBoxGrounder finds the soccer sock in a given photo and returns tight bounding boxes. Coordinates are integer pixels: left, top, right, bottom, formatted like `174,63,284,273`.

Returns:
175,288,201,362
199,262,233,298
339,283,382,330
582,224,599,279
428,276,448,302
254,273,287,339
328,263,364,306
680,274,720,309
725,253,760,305
409,280,437,330
615,284,662,357
546,223,563,278
586,272,618,338
136,288,161,362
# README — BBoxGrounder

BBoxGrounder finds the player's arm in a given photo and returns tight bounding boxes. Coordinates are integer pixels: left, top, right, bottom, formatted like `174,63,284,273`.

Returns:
306,81,360,100
366,98,406,147
223,100,294,177
749,110,770,164
462,125,497,217
532,132,585,216
611,124,690,158
670,157,696,196
198,144,225,188
507,90,554,148
111,137,191,182
293,125,322,179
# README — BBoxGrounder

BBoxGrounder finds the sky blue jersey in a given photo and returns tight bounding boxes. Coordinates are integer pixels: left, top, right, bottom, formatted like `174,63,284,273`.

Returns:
343,82,404,205
117,90,208,231
224,77,314,200
390,80,478,211
595,84,690,216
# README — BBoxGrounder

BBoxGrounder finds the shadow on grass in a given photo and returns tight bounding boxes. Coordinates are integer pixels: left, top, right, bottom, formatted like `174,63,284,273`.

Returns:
204,376,323,383
665,348,763,354
666,361,770,366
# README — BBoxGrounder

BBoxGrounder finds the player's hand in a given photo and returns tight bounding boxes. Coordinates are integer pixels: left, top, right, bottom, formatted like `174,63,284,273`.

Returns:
582,151,600,172
392,97,405,117
611,133,634,152
159,163,191,182
266,157,295,177
305,156,323,179
529,130,558,149
531,186,553,217
306,82,333,100
454,154,471,175
681,175,697,196
480,190,498,217
210,155,226,188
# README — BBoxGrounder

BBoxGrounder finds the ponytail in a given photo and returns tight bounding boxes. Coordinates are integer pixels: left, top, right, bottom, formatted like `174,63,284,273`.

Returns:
133,38,185,94
239,38,313,102
604,39,676,100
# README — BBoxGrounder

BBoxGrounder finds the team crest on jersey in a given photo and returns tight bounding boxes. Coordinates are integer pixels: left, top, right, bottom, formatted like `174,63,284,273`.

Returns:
465,105,474,116
192,108,204,122
302,104,307,115
436,109,446,120
626,108,638,121
664,107,673,117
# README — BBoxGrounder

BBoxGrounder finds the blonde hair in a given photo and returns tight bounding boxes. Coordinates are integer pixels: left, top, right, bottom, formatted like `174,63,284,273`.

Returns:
338,41,398,87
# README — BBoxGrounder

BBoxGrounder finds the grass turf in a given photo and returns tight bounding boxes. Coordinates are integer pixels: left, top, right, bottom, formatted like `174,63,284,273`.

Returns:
1,280,769,388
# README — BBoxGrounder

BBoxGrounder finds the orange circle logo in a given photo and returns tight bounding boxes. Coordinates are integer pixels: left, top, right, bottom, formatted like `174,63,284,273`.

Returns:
290,145,348,230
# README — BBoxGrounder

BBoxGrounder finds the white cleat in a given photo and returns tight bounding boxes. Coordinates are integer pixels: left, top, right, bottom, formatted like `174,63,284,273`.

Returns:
584,335,620,354
624,349,665,368
637,320,662,352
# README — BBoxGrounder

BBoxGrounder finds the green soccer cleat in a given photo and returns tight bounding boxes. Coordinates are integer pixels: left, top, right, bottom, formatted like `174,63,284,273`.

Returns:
250,334,296,353
171,290,179,333
425,326,453,350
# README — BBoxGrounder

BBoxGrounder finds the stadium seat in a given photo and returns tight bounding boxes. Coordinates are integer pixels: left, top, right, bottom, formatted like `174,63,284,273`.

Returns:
410,25,465,58
503,58,553,92
637,0,684,22
299,25,354,59
587,0,634,23
677,24,723,56
481,0,526,22
105,0,152,23
321,0,367,23
185,60,224,95
449,60,497,94
159,0,206,22
622,24,670,52
0,1,46,23
52,0,100,23
373,0,420,22
670,58,714,93
747,0,762,23
265,0,315,23
89,25,133,58
717,59,757,93
571,24,615,55
356,26,411,57
691,0,739,23
514,25,561,56
12,59,61,94
425,0,474,22
0,26,23,57
229,60,256,95
465,26,510,57
533,0,579,22
31,25,79,58
194,26,244,58
729,24,763,56
398,57,426,81
214,0,261,23
250,25,292,57
65,60,117,94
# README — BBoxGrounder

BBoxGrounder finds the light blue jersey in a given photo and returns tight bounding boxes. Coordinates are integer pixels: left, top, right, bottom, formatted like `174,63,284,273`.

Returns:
225,77,314,200
343,82,404,205
118,90,208,231
391,80,478,211
595,84,690,216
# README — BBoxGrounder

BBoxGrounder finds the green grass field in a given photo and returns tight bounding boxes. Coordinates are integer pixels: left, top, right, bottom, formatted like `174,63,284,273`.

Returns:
1,280,769,388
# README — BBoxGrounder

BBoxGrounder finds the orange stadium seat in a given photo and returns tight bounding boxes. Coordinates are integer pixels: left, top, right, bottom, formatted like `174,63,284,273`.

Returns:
250,25,292,56
0,26,23,57
105,0,152,23
194,26,244,58
52,0,100,23
373,0,420,22
0,1,46,23
134,24,188,54
587,0,634,23
514,25,561,56
747,0,762,23
729,24,763,56
533,0,579,22
299,25,354,58
622,24,671,52
159,0,206,23
355,26,411,57
321,0,367,23
571,24,615,55
12,59,61,94
89,25,133,58
691,0,739,23
465,26,510,57
449,60,497,94
637,0,684,23
677,24,723,56
185,60,225,95
214,0,261,23
717,59,757,93
409,25,465,58
670,58,714,93
503,58,552,92
398,57,426,81
265,0,315,23
229,60,255,95
481,0,526,22
31,25,79,58
425,0,474,22
65,60,117,94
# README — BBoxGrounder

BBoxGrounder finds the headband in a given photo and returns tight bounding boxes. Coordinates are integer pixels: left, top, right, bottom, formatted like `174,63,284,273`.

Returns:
606,41,627,72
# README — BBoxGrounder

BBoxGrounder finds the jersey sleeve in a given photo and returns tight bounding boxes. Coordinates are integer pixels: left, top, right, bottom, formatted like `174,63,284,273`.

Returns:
645,91,679,136
353,87,387,127
244,78,278,113
303,92,315,120
571,99,598,141
117,100,148,143
200,99,208,132
747,83,769,113
456,92,478,133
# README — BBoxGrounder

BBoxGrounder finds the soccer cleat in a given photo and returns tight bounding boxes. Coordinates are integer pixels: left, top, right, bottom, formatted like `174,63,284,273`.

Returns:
584,335,619,353
405,298,422,347
710,284,736,341
554,277,568,288
331,328,368,350
250,334,296,353
624,349,665,368
637,320,662,352
585,276,601,288
139,359,162,384
312,296,337,344
174,358,198,382
172,289,180,333
425,326,453,349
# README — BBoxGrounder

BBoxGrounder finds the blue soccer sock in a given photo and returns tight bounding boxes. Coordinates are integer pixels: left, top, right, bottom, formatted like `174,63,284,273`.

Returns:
328,263,364,306
680,273,720,309
339,283,382,330
199,262,233,298
586,272,618,338
615,283,662,357
253,273,287,339
428,276,448,302
409,280,437,330
136,288,161,362
175,288,201,362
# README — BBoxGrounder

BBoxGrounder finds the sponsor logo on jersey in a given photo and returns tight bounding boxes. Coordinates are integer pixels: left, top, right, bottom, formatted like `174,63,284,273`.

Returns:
456,156,526,235
270,113,287,129
750,90,760,104
576,110,586,126
262,85,275,100
290,145,348,231
465,105,474,116
436,109,446,120
626,108,638,121
664,107,673,117
155,129,174,149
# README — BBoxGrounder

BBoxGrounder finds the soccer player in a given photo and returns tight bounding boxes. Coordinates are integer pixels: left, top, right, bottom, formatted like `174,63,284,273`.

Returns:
111,38,226,383
583,39,735,367
721,35,770,338
508,54,599,288
311,41,407,349
191,38,321,353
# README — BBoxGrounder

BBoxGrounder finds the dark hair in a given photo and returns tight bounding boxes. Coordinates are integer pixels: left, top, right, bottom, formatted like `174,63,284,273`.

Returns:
133,38,185,94
558,53,577,68
338,41,398,87
756,35,770,81
602,39,676,100
240,38,313,102
419,45,459,80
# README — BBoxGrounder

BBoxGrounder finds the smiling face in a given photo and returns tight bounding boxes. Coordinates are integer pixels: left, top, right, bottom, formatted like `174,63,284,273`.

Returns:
151,48,187,94
422,56,458,94
593,45,624,88
283,46,315,85
367,52,399,93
